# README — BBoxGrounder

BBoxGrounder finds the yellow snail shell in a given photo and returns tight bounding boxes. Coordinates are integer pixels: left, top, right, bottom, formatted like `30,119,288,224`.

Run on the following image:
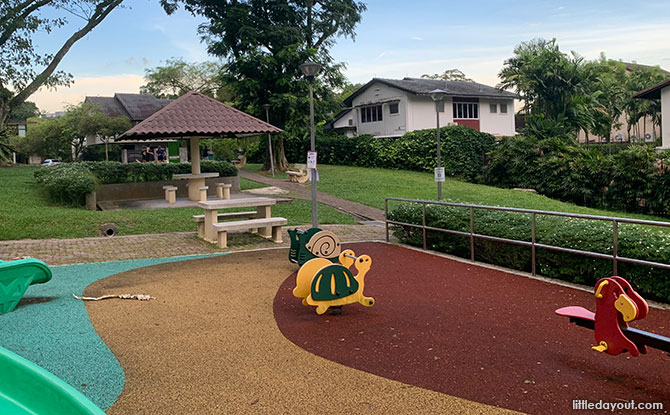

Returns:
305,231,341,258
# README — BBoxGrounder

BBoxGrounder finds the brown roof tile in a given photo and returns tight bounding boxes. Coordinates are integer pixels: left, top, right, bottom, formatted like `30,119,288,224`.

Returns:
119,91,283,140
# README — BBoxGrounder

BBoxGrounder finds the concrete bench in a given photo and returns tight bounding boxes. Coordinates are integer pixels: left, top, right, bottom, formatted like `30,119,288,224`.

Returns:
286,168,309,184
216,183,232,200
198,186,208,202
162,185,178,204
212,217,287,248
192,211,257,238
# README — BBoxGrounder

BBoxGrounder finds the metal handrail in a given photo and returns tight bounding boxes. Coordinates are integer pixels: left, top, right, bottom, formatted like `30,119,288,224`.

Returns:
385,197,670,275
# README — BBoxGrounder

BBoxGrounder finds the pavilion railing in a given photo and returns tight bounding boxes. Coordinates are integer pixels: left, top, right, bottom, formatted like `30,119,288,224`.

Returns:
385,197,670,276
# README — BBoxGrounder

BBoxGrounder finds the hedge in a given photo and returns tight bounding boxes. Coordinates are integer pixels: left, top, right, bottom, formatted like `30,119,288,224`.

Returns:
485,136,670,216
249,125,496,183
388,202,670,303
34,161,237,205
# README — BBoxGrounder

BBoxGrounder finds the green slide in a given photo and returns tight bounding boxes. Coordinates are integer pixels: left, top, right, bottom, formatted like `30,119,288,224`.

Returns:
0,258,52,315
0,346,106,415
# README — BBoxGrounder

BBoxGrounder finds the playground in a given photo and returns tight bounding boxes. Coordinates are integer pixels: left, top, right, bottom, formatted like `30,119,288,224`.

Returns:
2,239,669,414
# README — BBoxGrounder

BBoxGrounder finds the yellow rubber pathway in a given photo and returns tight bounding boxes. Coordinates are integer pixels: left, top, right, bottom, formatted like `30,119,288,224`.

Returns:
84,248,520,414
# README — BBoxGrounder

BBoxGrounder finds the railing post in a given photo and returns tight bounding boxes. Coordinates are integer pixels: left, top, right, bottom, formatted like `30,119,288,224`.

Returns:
422,202,427,250
470,207,475,261
613,220,618,275
531,213,536,276
385,198,389,242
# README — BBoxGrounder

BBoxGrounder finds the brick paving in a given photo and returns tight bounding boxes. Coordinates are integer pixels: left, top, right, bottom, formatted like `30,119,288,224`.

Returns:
0,225,390,265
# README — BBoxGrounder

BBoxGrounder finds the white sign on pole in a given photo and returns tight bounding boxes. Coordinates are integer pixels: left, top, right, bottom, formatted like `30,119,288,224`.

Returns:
434,167,445,182
307,151,317,169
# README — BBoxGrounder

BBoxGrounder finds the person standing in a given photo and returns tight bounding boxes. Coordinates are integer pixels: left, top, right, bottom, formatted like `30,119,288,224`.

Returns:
156,145,166,163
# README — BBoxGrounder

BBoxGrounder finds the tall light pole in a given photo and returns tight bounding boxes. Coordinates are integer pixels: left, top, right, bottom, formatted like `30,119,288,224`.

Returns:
299,60,322,228
430,89,447,200
263,103,275,177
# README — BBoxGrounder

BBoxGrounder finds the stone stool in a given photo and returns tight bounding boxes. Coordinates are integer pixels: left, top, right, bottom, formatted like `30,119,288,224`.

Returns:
216,183,232,200
198,186,209,202
162,185,177,204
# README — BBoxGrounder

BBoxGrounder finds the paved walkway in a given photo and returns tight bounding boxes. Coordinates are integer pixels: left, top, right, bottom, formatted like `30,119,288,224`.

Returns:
0,225,389,265
238,170,386,222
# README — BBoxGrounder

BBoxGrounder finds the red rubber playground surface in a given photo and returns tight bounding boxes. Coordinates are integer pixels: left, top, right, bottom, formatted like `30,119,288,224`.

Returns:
274,242,670,415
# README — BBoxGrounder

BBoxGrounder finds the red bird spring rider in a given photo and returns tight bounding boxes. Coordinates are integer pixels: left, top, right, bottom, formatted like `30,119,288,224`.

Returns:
556,276,670,357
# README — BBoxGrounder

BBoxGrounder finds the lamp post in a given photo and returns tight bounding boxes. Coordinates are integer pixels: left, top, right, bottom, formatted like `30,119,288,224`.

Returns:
263,103,275,177
299,60,322,228
429,89,447,200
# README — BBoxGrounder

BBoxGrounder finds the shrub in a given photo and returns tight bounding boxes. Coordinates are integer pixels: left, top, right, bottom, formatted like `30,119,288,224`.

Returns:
34,164,97,206
388,202,670,303
80,161,236,184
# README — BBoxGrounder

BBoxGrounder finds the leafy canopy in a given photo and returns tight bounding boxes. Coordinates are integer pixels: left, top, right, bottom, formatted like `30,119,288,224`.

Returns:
421,69,473,82
160,0,366,168
0,0,123,160
140,58,230,100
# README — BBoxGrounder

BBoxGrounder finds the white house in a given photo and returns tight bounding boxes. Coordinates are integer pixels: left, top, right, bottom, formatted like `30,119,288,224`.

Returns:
633,79,670,149
326,78,519,138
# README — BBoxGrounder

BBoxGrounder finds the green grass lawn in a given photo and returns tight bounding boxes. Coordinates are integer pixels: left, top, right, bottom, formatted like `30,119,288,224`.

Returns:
4,161,670,241
0,166,354,240
246,163,670,222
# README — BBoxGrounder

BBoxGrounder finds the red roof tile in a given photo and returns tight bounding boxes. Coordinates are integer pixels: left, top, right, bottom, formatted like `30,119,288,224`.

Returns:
119,91,283,140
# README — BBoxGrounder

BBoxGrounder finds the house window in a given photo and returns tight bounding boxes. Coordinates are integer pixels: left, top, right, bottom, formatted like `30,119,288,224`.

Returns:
389,103,399,114
453,102,478,119
17,124,27,137
490,104,497,113
500,103,508,113
361,105,383,123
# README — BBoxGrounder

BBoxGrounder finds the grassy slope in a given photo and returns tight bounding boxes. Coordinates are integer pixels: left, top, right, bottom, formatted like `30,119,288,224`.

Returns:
246,163,670,222
0,166,354,240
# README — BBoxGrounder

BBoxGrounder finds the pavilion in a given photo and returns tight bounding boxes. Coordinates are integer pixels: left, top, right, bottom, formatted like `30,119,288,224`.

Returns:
119,91,282,201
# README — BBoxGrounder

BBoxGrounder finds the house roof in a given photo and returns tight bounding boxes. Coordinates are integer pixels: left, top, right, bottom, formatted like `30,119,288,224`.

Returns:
632,79,670,100
622,62,670,75
343,77,519,106
84,93,172,122
119,91,283,140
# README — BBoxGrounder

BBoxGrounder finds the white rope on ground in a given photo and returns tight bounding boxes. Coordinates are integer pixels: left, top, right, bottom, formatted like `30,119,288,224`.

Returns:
72,293,154,301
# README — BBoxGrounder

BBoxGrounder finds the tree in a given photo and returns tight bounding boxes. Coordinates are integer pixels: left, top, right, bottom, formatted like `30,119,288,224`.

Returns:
160,0,366,170
7,101,40,122
421,69,473,82
140,58,231,100
19,102,130,161
0,0,124,160
498,39,599,139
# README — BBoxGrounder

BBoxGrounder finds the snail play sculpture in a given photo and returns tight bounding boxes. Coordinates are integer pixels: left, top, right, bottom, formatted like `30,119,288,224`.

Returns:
294,249,375,315
288,228,342,265
556,276,670,357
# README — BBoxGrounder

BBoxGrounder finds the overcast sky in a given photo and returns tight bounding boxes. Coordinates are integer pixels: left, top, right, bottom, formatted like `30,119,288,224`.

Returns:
29,0,670,112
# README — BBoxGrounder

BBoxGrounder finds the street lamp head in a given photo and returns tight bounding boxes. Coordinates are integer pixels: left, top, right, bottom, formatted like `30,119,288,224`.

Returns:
429,89,447,101
299,60,322,80
262,103,270,109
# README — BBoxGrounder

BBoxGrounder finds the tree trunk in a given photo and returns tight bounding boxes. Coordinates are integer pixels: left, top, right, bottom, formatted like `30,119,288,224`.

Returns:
262,137,290,171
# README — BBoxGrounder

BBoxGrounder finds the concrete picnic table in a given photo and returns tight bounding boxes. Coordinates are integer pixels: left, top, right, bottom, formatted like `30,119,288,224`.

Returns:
198,197,278,242
172,172,219,201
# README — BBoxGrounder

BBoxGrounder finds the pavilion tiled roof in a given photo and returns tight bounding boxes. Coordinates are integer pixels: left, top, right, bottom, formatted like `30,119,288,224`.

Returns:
119,91,283,140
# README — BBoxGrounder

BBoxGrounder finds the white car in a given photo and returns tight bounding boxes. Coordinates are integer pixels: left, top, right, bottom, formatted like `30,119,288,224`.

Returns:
40,159,62,166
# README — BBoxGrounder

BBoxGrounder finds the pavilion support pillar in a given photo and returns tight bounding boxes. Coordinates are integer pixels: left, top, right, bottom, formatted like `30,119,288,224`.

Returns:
190,137,201,175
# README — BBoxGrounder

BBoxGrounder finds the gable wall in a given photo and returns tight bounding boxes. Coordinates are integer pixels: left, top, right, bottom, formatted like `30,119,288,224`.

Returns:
350,82,409,137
